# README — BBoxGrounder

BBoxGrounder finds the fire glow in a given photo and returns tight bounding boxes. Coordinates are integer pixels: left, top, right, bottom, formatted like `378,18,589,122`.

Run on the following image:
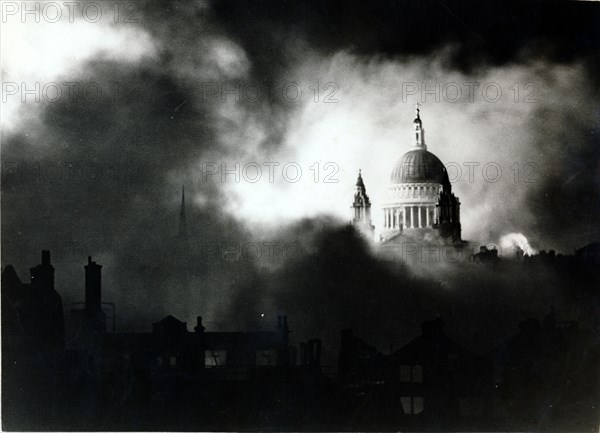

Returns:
499,232,539,257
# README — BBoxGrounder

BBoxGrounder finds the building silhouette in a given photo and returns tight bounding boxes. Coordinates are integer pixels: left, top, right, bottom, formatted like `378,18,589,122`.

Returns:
471,245,500,263
488,309,599,430
103,313,293,374
2,250,65,351
387,318,491,427
338,318,491,429
1,251,66,429
1,251,598,430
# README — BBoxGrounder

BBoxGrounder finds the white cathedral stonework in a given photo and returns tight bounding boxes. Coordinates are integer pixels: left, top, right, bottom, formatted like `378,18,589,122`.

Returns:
351,106,469,260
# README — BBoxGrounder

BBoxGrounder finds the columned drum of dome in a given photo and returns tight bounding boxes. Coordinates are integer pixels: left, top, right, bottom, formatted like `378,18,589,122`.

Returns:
380,106,462,244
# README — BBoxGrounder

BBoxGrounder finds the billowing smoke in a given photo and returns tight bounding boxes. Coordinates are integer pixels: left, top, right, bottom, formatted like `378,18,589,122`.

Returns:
2,0,598,354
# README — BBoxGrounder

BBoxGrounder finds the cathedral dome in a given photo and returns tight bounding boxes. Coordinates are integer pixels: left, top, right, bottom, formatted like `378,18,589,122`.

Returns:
390,149,448,184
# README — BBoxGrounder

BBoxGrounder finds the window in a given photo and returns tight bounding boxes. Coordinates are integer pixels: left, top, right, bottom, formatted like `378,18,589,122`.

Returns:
400,365,411,382
169,356,176,367
256,349,277,366
399,365,423,383
156,357,163,366
205,350,227,367
401,397,424,414
413,397,424,414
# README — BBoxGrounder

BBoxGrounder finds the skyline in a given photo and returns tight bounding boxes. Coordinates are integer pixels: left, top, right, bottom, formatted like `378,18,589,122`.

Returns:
2,1,599,429
3,0,600,336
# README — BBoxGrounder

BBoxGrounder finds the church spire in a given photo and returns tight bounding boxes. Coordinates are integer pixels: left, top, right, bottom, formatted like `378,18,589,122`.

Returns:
412,103,426,150
356,169,365,189
178,184,187,239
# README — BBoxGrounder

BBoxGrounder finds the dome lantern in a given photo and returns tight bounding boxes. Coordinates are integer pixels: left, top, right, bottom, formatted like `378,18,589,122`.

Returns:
412,103,426,150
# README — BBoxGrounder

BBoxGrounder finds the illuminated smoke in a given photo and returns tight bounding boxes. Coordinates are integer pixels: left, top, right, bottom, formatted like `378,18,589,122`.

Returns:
499,232,538,257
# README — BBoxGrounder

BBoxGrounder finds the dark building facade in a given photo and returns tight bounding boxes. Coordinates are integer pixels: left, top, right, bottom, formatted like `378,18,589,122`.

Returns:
2,250,65,351
489,309,599,430
102,313,293,374
387,318,491,426
1,251,66,429
337,318,491,429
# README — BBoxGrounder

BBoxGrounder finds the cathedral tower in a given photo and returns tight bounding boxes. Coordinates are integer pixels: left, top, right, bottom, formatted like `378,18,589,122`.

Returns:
351,170,375,241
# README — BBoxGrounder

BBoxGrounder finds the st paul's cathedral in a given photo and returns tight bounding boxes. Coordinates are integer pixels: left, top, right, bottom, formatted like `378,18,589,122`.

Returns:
351,106,467,258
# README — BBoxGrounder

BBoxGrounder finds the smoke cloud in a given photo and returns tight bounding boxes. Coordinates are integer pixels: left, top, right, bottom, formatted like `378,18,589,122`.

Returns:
2,0,598,359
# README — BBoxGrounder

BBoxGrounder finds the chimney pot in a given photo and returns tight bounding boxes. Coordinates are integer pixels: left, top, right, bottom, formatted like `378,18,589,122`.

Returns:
42,250,51,265
194,316,205,333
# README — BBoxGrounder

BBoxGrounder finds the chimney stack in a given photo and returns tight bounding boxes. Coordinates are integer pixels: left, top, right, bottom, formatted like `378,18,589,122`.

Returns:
30,250,55,291
84,256,102,313
42,250,51,265
194,316,205,333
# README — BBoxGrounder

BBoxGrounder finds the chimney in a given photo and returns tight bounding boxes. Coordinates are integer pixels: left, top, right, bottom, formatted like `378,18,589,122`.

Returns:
84,256,102,313
42,250,51,265
194,316,205,333
30,250,55,291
